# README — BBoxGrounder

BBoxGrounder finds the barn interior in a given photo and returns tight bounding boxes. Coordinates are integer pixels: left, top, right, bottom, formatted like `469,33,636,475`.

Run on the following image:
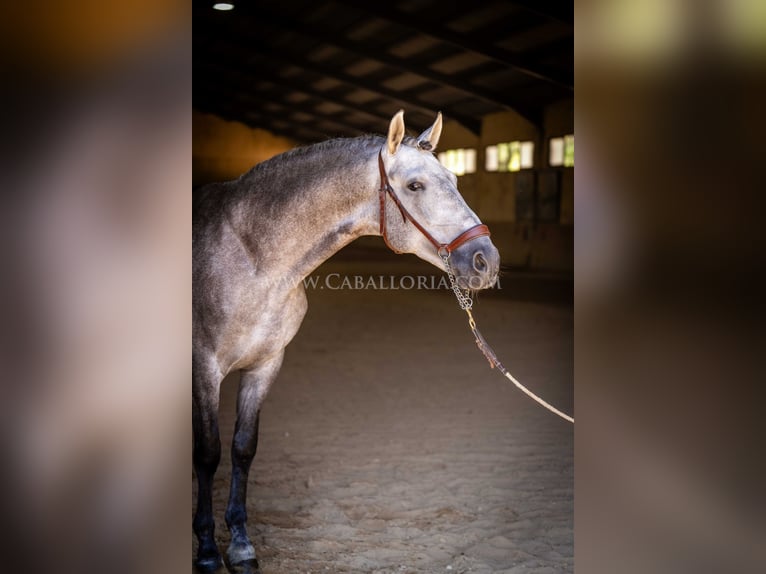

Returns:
193,2,573,572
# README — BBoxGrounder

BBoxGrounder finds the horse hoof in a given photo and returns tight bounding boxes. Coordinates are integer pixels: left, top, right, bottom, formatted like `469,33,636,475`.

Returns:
194,553,223,571
227,541,257,564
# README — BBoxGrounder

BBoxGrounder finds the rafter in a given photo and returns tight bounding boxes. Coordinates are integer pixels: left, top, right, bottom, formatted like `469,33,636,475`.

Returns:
195,30,484,133
196,63,373,136
196,53,395,132
239,111,335,143
231,92,364,137
334,0,572,91
254,7,536,118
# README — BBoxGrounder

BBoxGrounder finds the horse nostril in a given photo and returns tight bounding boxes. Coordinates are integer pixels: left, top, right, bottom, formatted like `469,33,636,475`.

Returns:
473,251,487,273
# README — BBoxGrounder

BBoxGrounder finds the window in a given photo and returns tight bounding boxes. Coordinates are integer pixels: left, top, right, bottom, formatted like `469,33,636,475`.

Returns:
564,134,574,167
549,134,574,167
485,141,534,172
437,148,476,176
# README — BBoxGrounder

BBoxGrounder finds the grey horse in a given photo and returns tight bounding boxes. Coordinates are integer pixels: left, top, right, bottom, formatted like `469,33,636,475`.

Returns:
193,111,500,571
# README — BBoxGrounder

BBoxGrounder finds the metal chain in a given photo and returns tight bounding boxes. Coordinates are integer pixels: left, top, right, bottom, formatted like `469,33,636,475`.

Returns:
440,252,473,310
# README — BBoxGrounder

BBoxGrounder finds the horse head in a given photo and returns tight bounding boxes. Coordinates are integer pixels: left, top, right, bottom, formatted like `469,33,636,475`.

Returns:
378,110,500,290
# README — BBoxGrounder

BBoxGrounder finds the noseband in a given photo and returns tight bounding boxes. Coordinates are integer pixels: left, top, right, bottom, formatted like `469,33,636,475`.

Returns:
377,150,490,256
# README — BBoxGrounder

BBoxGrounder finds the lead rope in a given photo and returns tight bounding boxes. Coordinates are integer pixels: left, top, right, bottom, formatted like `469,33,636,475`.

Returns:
440,252,574,424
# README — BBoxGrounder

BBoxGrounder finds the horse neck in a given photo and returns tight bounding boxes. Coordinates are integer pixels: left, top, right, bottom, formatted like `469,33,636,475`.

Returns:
233,140,381,283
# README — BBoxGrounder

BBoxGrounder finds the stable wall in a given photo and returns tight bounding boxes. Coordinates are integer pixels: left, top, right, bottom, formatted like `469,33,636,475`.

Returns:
193,110,296,186
442,100,573,273
437,121,481,210
545,100,574,227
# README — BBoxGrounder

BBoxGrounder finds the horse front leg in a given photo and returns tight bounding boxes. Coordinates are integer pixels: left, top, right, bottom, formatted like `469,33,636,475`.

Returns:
225,353,284,567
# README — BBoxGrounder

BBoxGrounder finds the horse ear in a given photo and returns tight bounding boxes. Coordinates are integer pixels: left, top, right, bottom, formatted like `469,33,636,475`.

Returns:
387,110,406,155
417,112,443,151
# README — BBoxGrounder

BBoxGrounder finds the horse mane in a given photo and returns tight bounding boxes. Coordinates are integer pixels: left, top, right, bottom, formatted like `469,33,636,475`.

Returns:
238,133,420,181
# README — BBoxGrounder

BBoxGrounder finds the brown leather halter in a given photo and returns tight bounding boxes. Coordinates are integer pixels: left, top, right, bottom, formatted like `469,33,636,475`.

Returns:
377,150,490,256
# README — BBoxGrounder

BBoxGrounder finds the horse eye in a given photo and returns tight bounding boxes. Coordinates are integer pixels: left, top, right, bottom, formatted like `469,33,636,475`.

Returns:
407,182,424,192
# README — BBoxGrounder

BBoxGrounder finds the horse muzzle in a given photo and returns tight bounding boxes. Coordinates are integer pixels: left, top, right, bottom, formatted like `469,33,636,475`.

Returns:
448,238,500,290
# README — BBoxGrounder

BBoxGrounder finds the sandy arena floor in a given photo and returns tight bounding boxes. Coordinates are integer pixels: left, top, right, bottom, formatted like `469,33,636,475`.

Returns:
193,256,573,573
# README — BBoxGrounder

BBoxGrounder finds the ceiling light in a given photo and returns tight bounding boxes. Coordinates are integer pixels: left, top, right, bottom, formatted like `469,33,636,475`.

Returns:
213,3,234,10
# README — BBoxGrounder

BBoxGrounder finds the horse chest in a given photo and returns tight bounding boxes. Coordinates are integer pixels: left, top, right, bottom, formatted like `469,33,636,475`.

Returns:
219,283,308,373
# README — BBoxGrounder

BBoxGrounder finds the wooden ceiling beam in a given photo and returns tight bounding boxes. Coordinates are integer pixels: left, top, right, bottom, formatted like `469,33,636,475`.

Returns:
195,31,484,133
334,0,572,91
197,63,373,136
197,54,395,132
255,7,535,118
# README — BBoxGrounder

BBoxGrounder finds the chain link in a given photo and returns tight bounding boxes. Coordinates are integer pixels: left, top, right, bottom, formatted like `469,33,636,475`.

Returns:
441,253,473,310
